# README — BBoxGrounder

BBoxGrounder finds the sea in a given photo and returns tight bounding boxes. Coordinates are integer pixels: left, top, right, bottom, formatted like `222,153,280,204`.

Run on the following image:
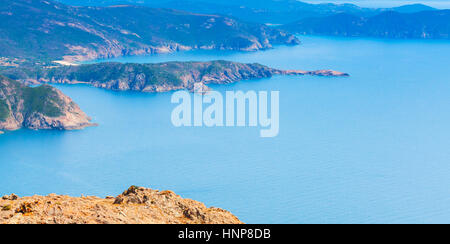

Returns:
1,36,450,223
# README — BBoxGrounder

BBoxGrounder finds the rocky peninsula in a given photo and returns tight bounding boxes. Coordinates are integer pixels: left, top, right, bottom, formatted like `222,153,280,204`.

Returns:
0,186,242,224
0,60,348,133
0,75,95,134
4,61,349,93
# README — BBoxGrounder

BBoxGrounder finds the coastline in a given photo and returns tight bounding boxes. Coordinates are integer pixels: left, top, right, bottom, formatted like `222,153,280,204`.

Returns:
17,61,349,94
52,38,300,67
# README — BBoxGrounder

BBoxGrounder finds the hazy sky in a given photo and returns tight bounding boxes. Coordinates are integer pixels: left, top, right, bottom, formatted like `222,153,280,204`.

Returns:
302,0,450,8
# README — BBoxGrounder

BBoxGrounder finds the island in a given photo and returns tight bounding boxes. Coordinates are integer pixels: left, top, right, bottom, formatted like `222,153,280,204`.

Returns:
0,186,242,224
3,61,349,93
0,75,95,134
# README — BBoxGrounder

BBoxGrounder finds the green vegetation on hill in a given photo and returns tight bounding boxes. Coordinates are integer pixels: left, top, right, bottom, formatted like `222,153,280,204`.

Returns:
21,85,64,117
55,0,377,24
0,74,94,132
1,61,280,92
0,0,299,64
0,99,9,121
8,61,272,88
0,76,64,120
55,0,437,24
45,62,184,87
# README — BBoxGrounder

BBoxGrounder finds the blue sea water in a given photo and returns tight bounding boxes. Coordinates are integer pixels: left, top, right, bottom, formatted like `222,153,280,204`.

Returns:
2,36,450,223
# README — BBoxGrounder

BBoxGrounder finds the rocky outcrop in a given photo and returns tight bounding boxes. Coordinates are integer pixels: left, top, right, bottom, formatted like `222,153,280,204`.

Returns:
280,69,350,77
3,61,349,94
0,75,95,134
0,186,242,224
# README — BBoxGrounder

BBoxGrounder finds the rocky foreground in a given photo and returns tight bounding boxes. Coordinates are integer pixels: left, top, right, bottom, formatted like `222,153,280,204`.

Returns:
0,186,242,224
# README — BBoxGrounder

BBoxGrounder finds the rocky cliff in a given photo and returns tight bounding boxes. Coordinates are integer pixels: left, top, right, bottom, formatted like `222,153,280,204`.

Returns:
0,75,95,133
4,61,349,93
0,186,242,224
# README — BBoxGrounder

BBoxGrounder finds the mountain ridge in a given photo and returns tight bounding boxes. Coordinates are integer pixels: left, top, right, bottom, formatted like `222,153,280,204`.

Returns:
282,10,450,39
54,0,439,24
0,0,299,66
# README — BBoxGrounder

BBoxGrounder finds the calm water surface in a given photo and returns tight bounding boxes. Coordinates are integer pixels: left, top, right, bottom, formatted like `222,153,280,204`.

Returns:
2,36,450,223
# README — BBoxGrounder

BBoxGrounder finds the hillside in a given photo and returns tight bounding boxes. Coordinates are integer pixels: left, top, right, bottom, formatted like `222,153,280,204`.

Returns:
56,0,376,24
0,75,94,133
0,0,299,65
0,186,243,224
2,61,349,93
282,10,450,39
390,4,436,13
55,0,438,24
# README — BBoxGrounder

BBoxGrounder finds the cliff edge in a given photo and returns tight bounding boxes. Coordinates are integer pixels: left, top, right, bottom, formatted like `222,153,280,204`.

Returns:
0,75,95,133
0,186,243,224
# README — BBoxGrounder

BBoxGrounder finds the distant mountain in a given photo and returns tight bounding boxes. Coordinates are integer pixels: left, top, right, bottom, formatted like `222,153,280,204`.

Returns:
282,10,450,39
389,4,436,13
55,0,376,24
0,0,299,65
55,0,438,24
0,75,94,133
2,61,348,93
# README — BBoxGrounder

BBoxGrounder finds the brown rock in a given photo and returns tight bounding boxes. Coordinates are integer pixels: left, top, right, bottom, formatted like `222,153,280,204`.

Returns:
2,194,18,201
0,186,243,224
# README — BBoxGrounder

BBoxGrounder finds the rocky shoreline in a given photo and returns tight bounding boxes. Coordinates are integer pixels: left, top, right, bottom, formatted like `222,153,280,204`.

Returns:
0,186,242,224
56,36,300,65
4,61,349,94
0,75,96,134
0,61,348,133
